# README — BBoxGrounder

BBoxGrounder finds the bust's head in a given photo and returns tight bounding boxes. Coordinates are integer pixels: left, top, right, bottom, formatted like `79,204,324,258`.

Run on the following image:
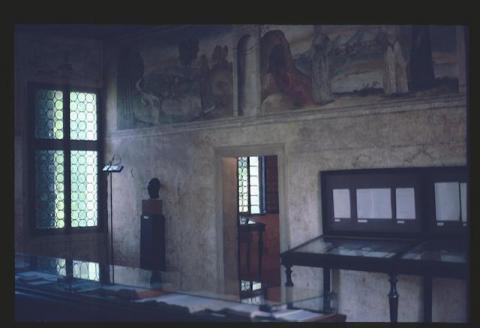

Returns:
147,178,161,199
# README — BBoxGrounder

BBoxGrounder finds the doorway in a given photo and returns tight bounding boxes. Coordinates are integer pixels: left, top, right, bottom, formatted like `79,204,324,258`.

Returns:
237,155,280,299
215,144,286,298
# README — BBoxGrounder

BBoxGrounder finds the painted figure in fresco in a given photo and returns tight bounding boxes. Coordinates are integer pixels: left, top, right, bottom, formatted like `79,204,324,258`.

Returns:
178,37,200,68
377,26,409,95
260,30,314,112
212,45,230,70
311,26,334,104
209,45,233,114
150,36,203,121
131,38,234,124
409,26,435,91
135,78,161,124
117,47,145,128
198,54,215,113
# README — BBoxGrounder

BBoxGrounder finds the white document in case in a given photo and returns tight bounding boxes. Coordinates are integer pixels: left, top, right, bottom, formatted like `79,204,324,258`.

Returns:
273,309,324,322
16,272,43,281
434,182,460,221
331,248,358,256
135,293,237,313
395,188,416,219
333,189,351,218
27,279,56,286
441,254,464,263
365,251,391,258
225,302,273,319
97,284,148,293
16,271,58,282
356,188,392,219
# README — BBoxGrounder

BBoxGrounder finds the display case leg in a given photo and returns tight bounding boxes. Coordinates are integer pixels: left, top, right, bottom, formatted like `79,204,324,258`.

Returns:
246,238,251,277
323,267,332,313
258,230,264,282
423,275,432,322
388,273,399,323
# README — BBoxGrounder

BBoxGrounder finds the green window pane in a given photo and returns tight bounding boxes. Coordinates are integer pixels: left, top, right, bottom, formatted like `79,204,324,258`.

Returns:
34,89,63,139
71,151,98,227
248,156,261,213
238,157,249,213
35,150,65,229
70,92,97,140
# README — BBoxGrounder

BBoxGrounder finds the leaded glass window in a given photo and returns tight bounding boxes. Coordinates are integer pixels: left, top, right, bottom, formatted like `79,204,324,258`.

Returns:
73,260,100,281
34,89,64,139
70,92,97,140
35,150,65,229
71,151,98,227
249,157,261,214
238,157,249,213
237,156,265,214
30,84,101,232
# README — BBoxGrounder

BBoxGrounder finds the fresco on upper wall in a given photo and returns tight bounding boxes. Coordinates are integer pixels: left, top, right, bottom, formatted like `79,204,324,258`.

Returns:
117,26,234,129
260,25,460,113
430,25,458,80
115,24,460,125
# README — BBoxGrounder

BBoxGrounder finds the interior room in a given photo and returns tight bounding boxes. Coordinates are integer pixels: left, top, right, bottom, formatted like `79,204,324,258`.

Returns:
14,24,469,322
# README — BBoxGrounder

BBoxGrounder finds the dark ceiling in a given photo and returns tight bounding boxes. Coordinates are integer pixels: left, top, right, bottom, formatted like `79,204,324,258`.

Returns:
15,24,185,40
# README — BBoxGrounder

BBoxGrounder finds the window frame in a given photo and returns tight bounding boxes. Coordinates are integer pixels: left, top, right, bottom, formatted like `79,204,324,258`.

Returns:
237,156,266,215
27,82,106,235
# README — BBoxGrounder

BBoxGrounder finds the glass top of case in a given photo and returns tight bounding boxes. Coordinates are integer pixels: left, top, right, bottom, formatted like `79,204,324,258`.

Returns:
15,253,328,314
399,239,467,263
290,236,417,259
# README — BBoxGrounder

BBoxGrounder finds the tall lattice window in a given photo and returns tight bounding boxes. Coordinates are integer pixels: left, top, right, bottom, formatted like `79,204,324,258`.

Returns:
237,156,265,214
29,84,102,231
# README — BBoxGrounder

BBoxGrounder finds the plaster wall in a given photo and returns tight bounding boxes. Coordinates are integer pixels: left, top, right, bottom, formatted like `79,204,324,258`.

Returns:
14,31,107,263
105,71,466,321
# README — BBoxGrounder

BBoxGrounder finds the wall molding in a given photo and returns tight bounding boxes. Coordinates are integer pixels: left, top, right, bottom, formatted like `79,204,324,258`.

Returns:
106,93,466,140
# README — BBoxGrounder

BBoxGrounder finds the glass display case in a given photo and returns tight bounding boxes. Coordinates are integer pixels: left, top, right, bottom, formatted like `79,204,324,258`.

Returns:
396,239,468,278
292,236,417,259
15,253,341,322
280,235,468,323
400,239,466,263
301,166,469,323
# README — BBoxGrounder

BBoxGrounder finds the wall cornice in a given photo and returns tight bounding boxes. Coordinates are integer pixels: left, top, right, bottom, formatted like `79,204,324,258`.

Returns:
106,93,467,140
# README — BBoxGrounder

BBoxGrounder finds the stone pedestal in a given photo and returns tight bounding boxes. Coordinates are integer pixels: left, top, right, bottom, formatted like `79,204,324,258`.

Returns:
142,199,162,215
140,199,165,273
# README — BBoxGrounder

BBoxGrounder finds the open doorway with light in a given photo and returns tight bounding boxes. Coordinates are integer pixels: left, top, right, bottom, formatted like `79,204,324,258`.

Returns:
237,155,280,301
